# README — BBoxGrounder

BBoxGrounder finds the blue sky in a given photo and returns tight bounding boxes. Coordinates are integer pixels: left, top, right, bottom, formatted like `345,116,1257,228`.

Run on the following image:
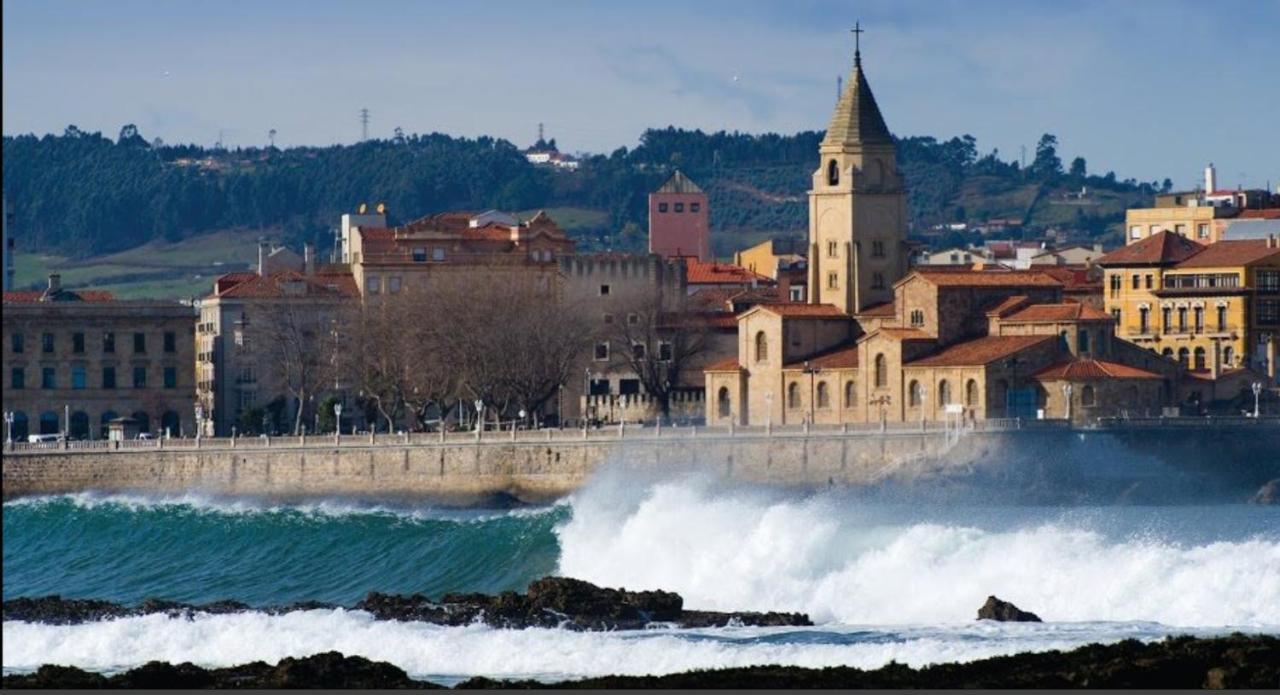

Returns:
4,0,1277,190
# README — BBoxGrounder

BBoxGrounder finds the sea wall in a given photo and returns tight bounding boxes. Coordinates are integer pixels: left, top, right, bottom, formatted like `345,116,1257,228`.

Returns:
5,425,1277,503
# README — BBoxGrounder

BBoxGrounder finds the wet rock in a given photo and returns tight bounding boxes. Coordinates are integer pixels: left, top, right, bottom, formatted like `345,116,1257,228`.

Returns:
977,595,1042,622
2,596,131,624
1251,479,1279,505
678,610,812,628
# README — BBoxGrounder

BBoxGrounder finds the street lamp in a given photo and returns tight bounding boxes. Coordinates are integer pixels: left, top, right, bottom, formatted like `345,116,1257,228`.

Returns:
334,402,343,435
4,411,13,445
518,409,527,431
1062,383,1074,422
194,401,204,440
765,391,773,432
1253,381,1264,418
557,385,564,429
474,399,484,433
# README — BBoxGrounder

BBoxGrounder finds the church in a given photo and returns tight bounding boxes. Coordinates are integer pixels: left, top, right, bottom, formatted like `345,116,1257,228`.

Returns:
703,40,1197,426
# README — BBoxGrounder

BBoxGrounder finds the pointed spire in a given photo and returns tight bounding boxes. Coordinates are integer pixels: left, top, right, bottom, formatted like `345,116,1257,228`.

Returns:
822,46,893,149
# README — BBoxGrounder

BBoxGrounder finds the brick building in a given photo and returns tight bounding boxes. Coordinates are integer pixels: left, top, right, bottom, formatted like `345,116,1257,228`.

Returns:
649,171,710,261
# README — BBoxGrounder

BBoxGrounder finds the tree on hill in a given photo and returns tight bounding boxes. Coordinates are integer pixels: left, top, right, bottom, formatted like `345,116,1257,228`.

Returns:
1031,133,1062,178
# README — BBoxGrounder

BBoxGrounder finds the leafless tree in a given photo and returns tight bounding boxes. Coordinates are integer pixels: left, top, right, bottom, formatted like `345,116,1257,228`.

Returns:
260,300,343,434
605,291,713,421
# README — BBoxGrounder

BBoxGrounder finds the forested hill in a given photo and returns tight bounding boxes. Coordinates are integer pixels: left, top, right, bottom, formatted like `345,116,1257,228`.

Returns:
2,125,1161,259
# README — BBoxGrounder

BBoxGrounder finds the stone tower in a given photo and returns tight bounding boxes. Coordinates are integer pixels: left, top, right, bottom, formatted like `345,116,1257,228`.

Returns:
807,45,908,313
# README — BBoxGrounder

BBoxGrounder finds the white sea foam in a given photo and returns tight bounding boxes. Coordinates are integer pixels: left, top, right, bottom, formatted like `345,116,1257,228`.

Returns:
0,610,1227,682
555,474,1280,627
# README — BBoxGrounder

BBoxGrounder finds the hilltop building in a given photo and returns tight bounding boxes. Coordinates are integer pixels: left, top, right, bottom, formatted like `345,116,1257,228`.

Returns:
649,171,711,261
3,276,196,441
1126,164,1279,245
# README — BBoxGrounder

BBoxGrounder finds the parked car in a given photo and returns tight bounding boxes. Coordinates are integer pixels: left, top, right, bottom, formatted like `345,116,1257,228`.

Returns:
136,432,155,440
27,433,64,443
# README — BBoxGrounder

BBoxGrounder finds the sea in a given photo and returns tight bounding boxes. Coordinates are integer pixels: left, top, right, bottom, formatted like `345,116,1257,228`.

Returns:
4,459,1279,685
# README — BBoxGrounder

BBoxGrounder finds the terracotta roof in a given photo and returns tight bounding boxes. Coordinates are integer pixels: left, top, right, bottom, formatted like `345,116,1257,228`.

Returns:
912,270,1062,288
856,301,896,317
1001,303,1113,323
1034,359,1162,381
1172,239,1280,269
1236,209,1280,220
3,289,115,303
702,312,739,330
1037,266,1101,290
211,270,358,299
784,342,859,370
1095,231,1203,266
984,295,1031,317
753,302,846,318
703,356,741,372
908,335,1056,367
876,328,932,340
683,258,771,285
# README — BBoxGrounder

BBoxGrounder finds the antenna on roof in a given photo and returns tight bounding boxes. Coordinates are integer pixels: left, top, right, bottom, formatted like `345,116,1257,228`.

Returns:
359,108,370,142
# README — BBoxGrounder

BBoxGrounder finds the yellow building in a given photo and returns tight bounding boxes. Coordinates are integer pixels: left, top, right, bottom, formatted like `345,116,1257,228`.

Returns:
1099,231,1280,380
1125,205,1225,245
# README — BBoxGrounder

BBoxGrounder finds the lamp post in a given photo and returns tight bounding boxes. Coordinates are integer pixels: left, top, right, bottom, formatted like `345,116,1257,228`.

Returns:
1253,381,1264,418
474,399,484,436
1062,383,1074,423
194,402,204,441
518,409,527,432
803,361,821,425
333,401,343,443
557,385,564,429
4,411,13,446
917,383,927,429
765,391,773,433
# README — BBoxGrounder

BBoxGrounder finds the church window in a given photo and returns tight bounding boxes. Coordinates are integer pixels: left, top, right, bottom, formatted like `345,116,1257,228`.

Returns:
787,382,800,409
938,380,952,406
844,381,856,408
827,160,840,186
827,272,839,290
966,379,979,407
717,387,731,417
1081,385,1096,407
872,272,886,289
908,380,921,406
827,241,838,258
910,310,924,327
872,240,885,258
874,354,887,388
817,382,830,409
674,203,684,213
754,331,768,363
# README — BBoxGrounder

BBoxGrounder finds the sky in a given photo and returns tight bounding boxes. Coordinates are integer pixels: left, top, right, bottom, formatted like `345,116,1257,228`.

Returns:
4,0,1278,190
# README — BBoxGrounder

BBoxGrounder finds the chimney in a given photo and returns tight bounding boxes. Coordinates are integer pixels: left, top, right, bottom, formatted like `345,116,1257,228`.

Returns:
303,242,315,275
257,239,270,276
1204,163,1217,194
46,273,61,294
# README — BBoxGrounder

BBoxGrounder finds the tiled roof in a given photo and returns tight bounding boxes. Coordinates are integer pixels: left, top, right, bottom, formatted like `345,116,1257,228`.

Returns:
1034,359,1161,381
1236,209,1280,220
823,63,893,147
784,342,859,370
984,295,1031,317
1037,266,1102,290
683,257,771,285
856,301,896,317
908,335,1056,367
753,302,846,318
1095,231,1203,266
876,328,932,340
3,289,115,303
912,270,1062,288
1172,239,1280,269
703,356,741,372
211,270,358,299
655,170,704,195
1001,303,1113,323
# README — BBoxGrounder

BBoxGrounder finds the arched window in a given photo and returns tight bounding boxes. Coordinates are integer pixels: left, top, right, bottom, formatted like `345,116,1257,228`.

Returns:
966,379,979,407
938,380,952,406
827,159,840,186
1193,347,1206,371
787,382,800,409
717,387,731,417
69,411,90,440
844,381,856,408
39,411,60,435
161,411,181,437
1224,346,1235,366
1081,385,1096,407
908,380,921,407
100,411,118,439
1161,347,1174,359
131,411,150,434
874,354,887,388
10,411,29,441
817,382,830,409
754,331,768,363
1177,347,1190,368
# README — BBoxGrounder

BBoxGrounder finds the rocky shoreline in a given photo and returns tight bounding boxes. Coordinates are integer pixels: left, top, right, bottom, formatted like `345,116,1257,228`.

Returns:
4,635,1276,689
2,577,811,631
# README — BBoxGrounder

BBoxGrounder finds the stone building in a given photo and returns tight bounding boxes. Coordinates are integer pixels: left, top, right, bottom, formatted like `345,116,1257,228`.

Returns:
2,276,196,441
649,171,710,261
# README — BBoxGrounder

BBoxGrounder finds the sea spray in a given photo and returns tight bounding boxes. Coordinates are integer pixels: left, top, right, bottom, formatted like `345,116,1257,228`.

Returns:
555,472,1280,626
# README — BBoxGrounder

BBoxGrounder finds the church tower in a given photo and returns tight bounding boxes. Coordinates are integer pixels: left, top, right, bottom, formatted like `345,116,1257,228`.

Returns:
807,28,908,313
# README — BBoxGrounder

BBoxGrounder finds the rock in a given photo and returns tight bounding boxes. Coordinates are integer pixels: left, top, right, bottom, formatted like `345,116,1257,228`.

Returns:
678,610,812,628
2,596,131,624
1251,479,1279,505
977,595,1042,622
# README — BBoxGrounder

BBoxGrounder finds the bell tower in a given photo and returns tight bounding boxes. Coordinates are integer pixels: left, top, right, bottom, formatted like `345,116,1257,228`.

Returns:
807,24,908,313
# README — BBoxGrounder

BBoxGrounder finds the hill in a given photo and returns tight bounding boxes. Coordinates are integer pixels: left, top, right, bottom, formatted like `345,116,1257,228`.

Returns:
2,125,1161,292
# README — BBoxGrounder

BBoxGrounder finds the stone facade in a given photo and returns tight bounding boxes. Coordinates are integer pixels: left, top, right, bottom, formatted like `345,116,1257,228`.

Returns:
2,280,196,441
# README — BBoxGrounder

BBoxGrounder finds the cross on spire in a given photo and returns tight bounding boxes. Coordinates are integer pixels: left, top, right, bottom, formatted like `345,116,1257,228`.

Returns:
851,22,864,68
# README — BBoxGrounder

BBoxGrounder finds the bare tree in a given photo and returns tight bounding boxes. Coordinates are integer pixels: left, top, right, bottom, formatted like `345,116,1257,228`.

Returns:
260,299,343,434
606,291,712,421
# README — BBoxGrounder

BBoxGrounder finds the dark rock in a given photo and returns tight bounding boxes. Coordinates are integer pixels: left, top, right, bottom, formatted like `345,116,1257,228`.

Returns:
265,651,424,689
1251,479,1279,505
2,595,131,624
678,610,812,628
977,595,1042,622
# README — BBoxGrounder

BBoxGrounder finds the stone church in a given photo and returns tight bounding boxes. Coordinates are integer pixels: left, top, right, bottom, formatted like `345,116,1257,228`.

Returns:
704,47,1188,426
